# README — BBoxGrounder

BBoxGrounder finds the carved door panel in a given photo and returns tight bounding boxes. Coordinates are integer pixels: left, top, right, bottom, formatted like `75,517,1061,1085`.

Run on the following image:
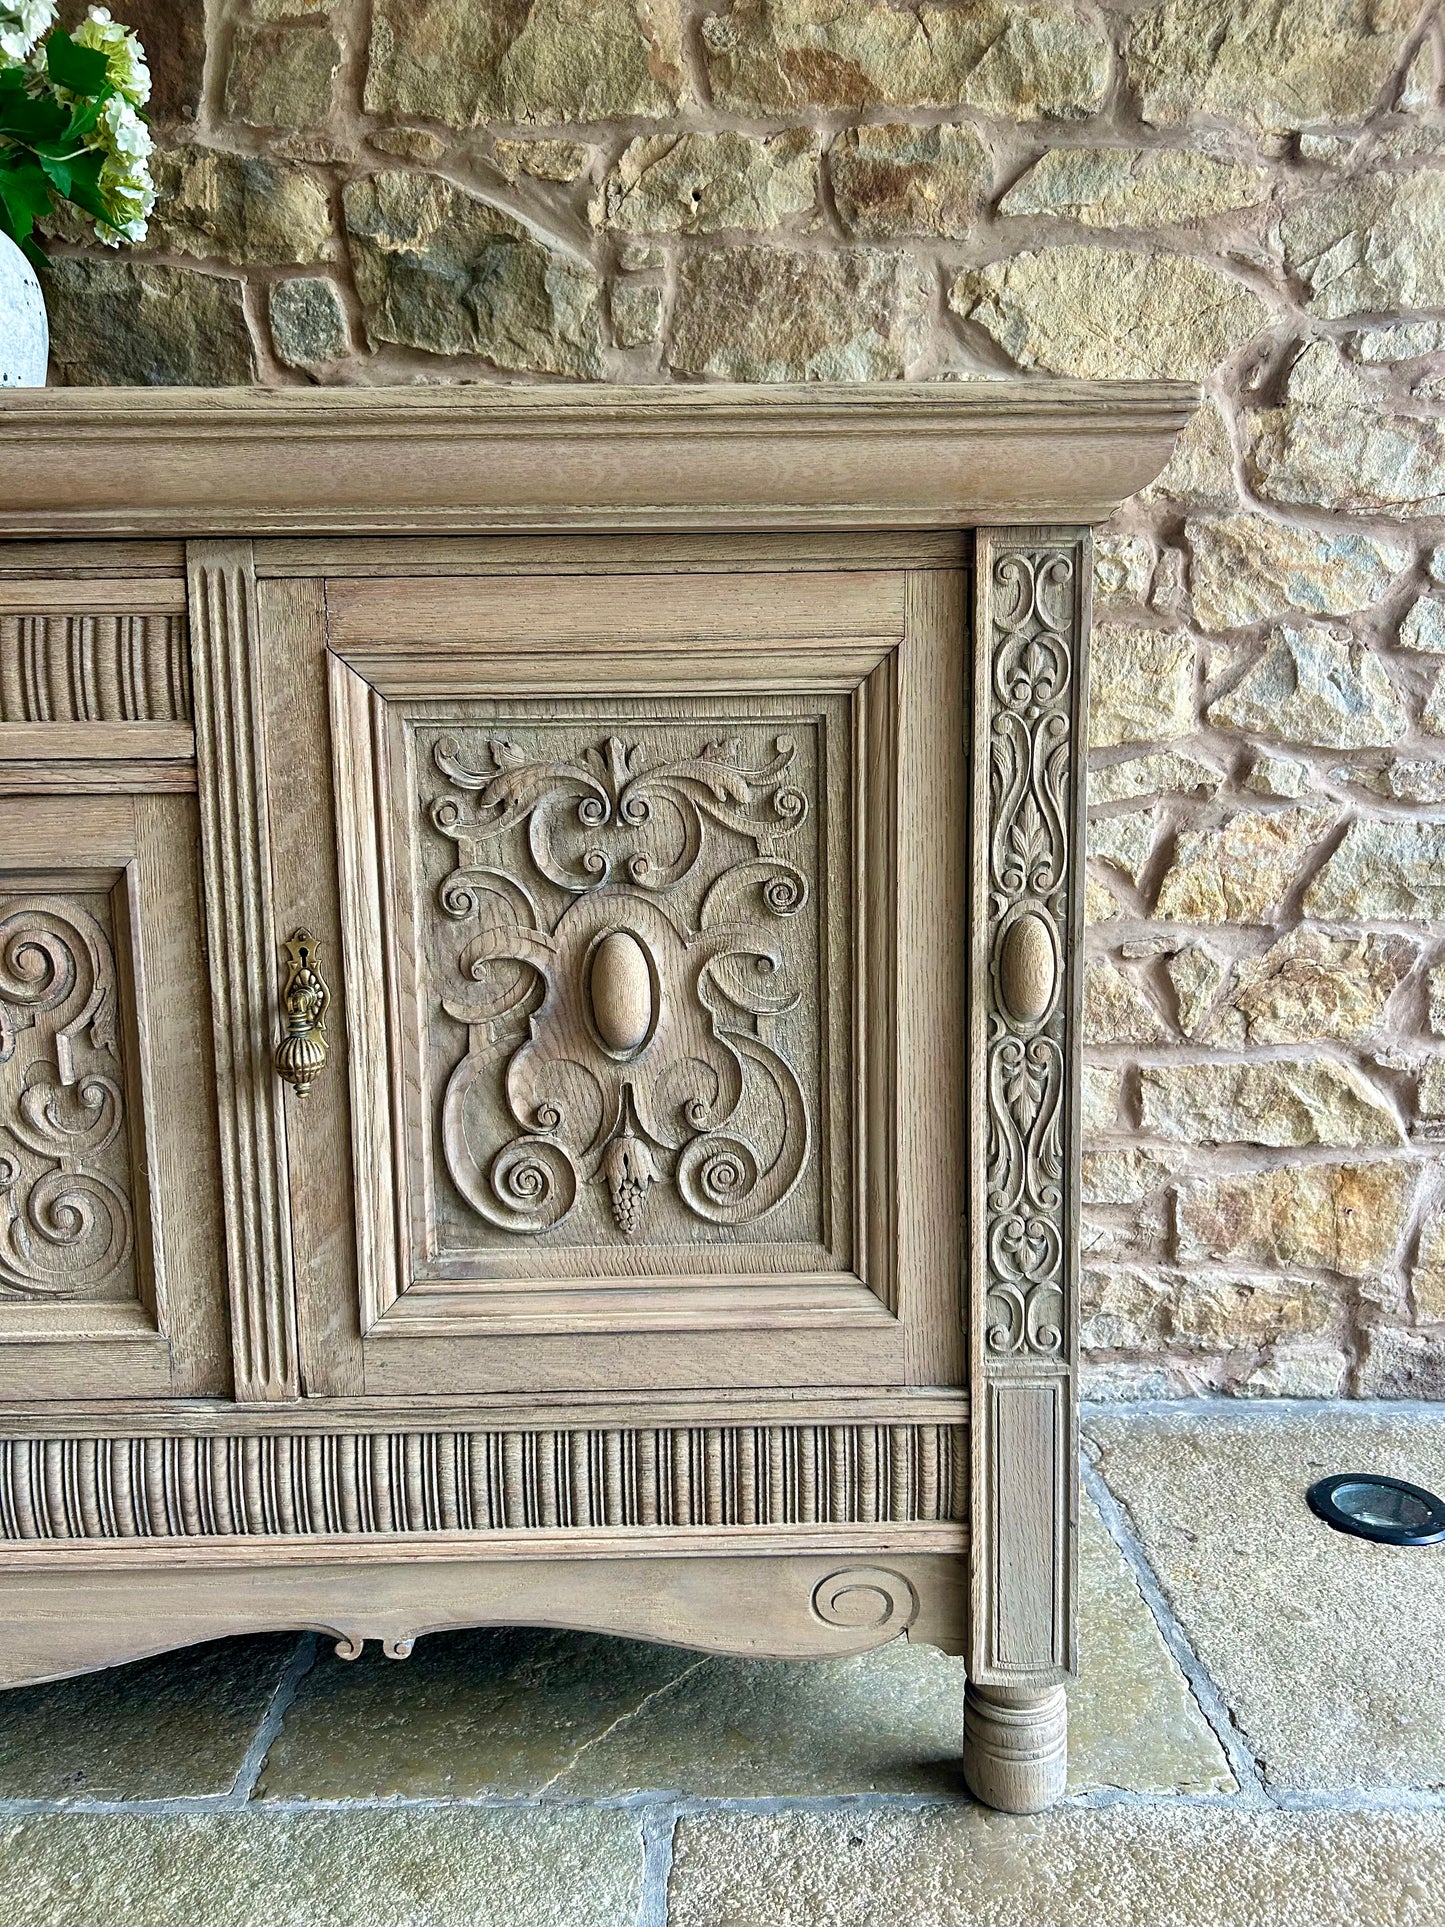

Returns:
0,585,230,1400
257,553,965,1398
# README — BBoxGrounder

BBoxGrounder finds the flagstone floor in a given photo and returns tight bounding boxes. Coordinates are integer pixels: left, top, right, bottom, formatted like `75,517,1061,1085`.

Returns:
0,1402,1441,1925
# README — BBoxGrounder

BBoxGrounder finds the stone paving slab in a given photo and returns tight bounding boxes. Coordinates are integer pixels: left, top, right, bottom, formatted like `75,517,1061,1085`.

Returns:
259,1493,1227,1801
0,1636,300,1802
0,1809,644,1927
667,1807,1445,1927
1086,1403,1445,1793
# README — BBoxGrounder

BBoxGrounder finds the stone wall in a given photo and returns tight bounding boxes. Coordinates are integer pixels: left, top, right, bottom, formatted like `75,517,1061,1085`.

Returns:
42,0,1445,1397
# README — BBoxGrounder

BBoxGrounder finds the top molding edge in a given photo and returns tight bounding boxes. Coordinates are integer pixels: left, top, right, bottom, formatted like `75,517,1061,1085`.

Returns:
0,381,1198,537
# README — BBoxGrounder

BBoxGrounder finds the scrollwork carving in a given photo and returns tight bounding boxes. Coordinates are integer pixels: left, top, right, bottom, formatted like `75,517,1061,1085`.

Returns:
0,895,135,1299
427,726,816,1242
981,547,1079,1359
811,1566,920,1634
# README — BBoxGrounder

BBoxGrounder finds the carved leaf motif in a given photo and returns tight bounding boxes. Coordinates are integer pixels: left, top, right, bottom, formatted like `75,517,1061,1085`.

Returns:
429,727,816,1243
981,547,1078,1358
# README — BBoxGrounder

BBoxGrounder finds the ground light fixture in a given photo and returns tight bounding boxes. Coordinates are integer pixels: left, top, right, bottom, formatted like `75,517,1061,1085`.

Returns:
1306,1473,1445,1546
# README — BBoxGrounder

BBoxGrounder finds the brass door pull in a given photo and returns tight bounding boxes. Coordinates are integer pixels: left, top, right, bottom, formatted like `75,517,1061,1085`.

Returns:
275,929,330,1098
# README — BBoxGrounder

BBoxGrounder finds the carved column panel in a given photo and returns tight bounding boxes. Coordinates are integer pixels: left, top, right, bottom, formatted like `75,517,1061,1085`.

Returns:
967,529,1087,1694
188,542,299,1402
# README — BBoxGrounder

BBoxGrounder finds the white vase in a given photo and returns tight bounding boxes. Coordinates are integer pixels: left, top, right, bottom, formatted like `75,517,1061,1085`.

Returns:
0,229,47,387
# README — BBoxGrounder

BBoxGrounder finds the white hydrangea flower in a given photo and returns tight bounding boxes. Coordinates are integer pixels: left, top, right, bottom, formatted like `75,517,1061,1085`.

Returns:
94,89,154,245
72,4,149,105
0,0,56,63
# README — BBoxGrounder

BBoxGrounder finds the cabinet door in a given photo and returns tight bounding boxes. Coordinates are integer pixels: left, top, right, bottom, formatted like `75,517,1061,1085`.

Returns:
255,545,965,1398
0,577,230,1399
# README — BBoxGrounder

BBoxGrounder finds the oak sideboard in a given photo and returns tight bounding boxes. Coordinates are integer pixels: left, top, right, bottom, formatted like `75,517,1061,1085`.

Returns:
0,383,1190,1813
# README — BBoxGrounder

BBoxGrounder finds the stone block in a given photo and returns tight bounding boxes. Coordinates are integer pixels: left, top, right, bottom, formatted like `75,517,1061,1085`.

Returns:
109,0,205,122
1280,171,1445,318
0,1809,644,1927
1188,515,1407,629
1092,533,1155,606
0,1636,299,1799
1176,1160,1413,1276
366,0,686,125
1210,929,1413,1045
46,259,257,386
269,278,349,368
1081,1149,1179,1206
1140,1059,1402,1148
669,246,927,379
1087,626,1195,747
1082,1064,1121,1131
1358,1322,1445,1395
343,171,603,377
1125,0,1418,134
1250,340,1445,517
1154,808,1333,924
148,149,332,266
1306,819,1445,919
1237,1336,1349,1396
830,122,990,238
600,130,818,234
1140,394,1237,508
493,138,593,183
951,246,1270,380
670,1807,1445,1925
1082,1264,1335,1351
1000,146,1269,225
1166,943,1227,1037
1244,752,1314,797
1082,959,1170,1045
1087,809,1156,886
1412,1205,1445,1319
1399,595,1445,652
1207,626,1407,748
225,23,339,129
1089,752,1222,805
1086,1404,1445,1793
610,282,663,347
702,0,1110,118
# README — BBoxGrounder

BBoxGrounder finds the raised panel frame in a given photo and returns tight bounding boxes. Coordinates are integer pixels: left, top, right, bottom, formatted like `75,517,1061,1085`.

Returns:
300,556,969,1399
0,792,228,1400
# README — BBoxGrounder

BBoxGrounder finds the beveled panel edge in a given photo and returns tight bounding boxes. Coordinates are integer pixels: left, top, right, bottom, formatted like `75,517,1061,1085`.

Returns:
0,383,1196,536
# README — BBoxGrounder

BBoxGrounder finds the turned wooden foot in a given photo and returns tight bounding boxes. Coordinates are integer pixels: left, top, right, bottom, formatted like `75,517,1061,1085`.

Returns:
962,1682,1068,1813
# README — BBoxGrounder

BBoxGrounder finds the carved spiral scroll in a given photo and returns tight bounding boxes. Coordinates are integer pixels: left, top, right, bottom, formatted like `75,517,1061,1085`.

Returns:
811,1567,920,1635
0,897,135,1301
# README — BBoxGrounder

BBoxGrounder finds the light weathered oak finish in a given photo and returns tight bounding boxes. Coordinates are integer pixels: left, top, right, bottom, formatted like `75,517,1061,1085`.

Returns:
0,385,1192,1815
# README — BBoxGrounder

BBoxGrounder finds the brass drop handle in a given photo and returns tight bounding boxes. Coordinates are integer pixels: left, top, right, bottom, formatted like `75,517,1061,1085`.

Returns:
275,929,330,1099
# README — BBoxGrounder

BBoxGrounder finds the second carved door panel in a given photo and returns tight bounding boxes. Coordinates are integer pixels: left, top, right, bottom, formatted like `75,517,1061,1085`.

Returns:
257,553,965,1398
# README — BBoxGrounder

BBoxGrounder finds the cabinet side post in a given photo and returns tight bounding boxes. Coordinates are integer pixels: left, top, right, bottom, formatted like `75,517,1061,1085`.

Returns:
964,527,1088,1811
187,539,300,1401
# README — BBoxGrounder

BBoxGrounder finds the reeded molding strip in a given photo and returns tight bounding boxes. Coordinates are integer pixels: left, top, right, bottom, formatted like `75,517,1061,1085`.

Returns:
0,612,190,722
187,540,298,1400
0,1423,966,1540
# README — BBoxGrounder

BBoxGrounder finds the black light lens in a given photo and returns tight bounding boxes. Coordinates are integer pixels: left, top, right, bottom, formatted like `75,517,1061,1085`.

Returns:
1306,1473,1445,1547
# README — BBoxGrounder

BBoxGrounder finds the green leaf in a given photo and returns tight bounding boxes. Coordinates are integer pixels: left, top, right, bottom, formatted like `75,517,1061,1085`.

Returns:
38,153,72,197
60,149,108,226
0,88,70,145
0,163,52,245
45,30,114,100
